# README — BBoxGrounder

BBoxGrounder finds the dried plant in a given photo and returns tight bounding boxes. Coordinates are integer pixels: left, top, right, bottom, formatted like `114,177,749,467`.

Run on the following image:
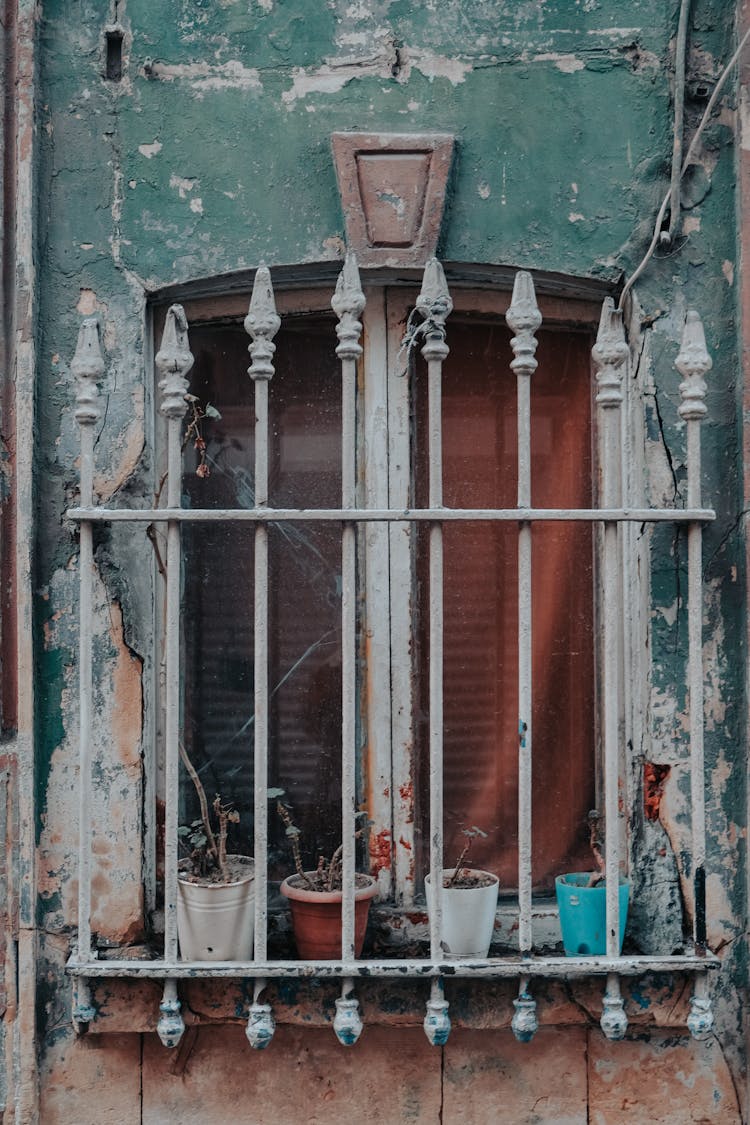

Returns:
178,741,239,882
446,825,488,888
586,809,606,887
269,787,366,893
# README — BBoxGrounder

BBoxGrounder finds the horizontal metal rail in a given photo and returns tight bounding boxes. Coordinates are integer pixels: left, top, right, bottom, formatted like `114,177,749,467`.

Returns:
66,953,720,980
67,505,715,524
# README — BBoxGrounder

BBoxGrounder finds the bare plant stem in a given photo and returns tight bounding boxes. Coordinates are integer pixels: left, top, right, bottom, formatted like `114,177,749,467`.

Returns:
447,839,472,888
276,801,314,888
587,810,606,887
214,797,229,881
179,740,218,862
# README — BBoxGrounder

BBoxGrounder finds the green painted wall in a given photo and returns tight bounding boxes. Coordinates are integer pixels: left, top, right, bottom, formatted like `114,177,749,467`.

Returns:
33,0,747,1105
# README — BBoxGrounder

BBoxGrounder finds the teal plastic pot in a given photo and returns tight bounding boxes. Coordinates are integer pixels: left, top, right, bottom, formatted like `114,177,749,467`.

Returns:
555,873,630,956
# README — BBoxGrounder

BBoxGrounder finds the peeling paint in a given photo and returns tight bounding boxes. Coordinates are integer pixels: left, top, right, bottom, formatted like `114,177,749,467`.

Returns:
532,52,585,73
144,59,262,94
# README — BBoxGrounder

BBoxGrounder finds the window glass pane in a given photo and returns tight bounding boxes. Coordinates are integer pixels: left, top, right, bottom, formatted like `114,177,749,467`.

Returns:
415,320,596,892
180,318,343,875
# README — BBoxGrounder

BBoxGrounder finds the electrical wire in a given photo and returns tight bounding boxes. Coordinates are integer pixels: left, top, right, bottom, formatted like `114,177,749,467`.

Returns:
668,0,692,240
619,23,750,309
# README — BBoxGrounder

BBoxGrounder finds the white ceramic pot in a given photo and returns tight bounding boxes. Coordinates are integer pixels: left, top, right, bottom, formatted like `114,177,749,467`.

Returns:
177,856,255,961
425,868,499,958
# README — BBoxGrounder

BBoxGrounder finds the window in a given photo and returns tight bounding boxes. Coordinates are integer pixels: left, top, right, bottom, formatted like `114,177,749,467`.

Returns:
173,284,597,897
68,258,718,1050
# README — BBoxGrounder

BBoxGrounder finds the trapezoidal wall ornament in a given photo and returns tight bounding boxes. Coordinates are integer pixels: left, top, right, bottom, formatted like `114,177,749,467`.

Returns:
331,132,455,268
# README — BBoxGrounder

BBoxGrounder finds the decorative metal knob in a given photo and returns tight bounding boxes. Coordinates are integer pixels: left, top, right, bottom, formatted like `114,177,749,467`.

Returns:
246,1002,276,1050
333,995,364,1047
157,986,185,1049
600,985,628,1041
511,989,538,1043
72,981,97,1030
423,995,451,1046
687,992,714,1041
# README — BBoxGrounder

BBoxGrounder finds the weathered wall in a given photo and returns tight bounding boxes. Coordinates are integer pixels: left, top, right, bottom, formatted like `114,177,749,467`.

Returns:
23,0,747,1121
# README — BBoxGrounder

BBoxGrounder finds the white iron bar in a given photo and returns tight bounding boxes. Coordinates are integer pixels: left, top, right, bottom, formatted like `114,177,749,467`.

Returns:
67,506,716,525
332,254,366,961
67,952,721,980
592,299,629,961
155,306,194,965
507,271,542,955
246,267,281,964
72,318,105,969
676,311,712,953
164,429,182,962
418,260,452,960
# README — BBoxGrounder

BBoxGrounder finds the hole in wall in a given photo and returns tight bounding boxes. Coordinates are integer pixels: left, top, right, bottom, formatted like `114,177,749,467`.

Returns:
105,27,124,82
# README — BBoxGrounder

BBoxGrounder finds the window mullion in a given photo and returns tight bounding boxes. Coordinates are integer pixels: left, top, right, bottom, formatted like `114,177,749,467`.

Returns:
385,290,417,906
360,286,394,901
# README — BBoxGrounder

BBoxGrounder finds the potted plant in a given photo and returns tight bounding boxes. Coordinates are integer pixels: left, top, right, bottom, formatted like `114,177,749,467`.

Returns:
555,809,630,956
425,827,499,959
176,743,255,961
270,789,377,959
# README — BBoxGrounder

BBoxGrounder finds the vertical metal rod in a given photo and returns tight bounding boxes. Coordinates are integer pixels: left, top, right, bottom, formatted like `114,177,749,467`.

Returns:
155,305,194,965
506,273,542,955
246,268,281,964
592,299,628,959
416,260,452,959
676,310,711,953
332,254,365,960
72,318,105,967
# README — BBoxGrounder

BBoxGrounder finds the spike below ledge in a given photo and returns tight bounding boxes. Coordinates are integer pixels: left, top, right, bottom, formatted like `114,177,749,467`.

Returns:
333,995,363,1047
157,982,185,1049
246,1001,276,1050
511,989,538,1043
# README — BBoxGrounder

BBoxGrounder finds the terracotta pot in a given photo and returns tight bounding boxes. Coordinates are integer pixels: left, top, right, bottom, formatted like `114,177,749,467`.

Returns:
280,873,377,959
425,868,499,958
177,855,255,961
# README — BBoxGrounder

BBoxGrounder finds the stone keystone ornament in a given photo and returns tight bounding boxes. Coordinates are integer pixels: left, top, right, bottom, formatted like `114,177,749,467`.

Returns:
331,132,455,267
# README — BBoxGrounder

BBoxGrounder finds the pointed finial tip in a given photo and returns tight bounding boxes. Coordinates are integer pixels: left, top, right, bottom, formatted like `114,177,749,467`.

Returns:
506,269,541,334
416,257,452,322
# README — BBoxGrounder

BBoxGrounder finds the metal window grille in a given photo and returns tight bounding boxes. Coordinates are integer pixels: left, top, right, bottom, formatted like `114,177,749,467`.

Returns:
67,255,718,1050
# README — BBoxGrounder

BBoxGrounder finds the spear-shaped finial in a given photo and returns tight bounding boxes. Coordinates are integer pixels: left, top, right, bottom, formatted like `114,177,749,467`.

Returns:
245,265,281,382
331,252,365,361
415,258,452,363
416,257,452,326
592,297,628,409
676,310,711,422
156,304,194,419
506,271,542,380
72,317,105,428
